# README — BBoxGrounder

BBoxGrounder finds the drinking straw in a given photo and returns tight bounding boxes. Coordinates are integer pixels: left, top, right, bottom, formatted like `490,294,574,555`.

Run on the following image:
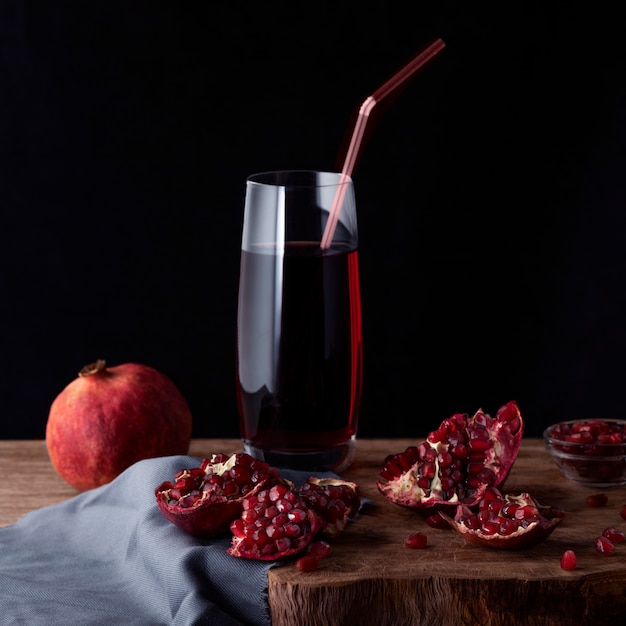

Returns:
320,38,446,249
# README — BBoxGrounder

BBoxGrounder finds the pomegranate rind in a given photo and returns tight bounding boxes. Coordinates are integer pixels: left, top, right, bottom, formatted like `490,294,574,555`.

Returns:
227,507,323,560
439,493,566,550
47,360,193,491
376,401,524,513
155,490,243,538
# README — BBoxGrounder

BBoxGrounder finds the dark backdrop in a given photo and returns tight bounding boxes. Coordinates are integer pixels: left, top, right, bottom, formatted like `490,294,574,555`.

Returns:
1,2,625,440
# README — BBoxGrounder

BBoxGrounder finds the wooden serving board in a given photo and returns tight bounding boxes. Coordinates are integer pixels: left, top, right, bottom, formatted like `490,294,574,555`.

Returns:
1,438,625,625
266,438,626,626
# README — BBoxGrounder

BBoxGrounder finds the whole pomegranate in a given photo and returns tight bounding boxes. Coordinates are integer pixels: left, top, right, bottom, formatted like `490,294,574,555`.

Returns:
377,401,523,513
46,360,192,491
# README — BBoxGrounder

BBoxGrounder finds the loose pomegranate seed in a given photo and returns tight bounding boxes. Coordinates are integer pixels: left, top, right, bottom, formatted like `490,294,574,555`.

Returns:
296,554,321,572
308,540,332,558
621,504,626,521
596,536,615,556
404,532,428,549
602,527,625,543
560,550,577,571
586,493,608,508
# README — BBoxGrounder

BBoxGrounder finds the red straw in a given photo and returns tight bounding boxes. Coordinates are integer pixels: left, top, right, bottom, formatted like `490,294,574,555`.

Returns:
320,38,446,249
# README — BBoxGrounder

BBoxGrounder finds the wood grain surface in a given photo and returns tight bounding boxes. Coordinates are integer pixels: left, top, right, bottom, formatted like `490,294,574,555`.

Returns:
267,438,626,626
1,438,625,625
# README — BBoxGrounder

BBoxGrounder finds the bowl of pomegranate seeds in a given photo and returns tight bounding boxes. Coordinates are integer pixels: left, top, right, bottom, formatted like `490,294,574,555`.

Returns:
543,419,626,487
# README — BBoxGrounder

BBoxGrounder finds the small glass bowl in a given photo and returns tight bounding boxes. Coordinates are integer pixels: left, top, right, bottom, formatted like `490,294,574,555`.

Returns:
543,419,626,488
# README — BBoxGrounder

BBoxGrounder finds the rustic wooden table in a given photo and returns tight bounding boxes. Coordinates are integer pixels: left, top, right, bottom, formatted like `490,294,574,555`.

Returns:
1,438,626,625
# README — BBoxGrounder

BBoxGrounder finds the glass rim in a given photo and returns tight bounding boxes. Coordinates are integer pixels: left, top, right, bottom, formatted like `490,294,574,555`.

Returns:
246,169,352,189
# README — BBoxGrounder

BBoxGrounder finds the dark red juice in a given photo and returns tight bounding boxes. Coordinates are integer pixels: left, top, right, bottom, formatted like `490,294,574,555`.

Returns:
236,242,362,460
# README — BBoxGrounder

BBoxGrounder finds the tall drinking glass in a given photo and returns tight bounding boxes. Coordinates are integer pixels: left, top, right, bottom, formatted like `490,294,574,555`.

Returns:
236,170,362,472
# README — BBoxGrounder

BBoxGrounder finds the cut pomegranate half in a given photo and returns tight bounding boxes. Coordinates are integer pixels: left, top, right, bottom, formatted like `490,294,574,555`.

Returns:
155,452,284,538
439,488,565,549
377,401,524,513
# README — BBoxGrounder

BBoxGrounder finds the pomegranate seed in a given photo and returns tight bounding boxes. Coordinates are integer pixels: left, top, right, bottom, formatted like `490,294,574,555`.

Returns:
596,536,615,556
230,519,245,537
440,477,456,491
480,520,500,535
498,518,518,536
287,508,308,523
500,502,519,518
265,524,285,539
427,430,442,444
488,499,504,515
463,515,481,530
241,509,258,523
417,477,431,490
296,554,321,572
274,537,292,552
404,532,428,549
230,464,252,484
560,550,577,571
308,540,332,558
426,513,450,529
222,481,240,497
586,494,608,508
418,442,436,461
620,504,626,521
437,451,454,468
569,431,594,444
421,462,436,479
476,468,496,485
602,527,625,543
284,522,303,538
514,505,538,520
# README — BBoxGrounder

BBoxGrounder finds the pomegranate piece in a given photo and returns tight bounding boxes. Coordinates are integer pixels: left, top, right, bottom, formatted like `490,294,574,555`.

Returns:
560,550,577,571
602,527,625,543
404,532,428,549
308,540,332,558
296,554,321,572
155,452,283,537
426,513,451,529
439,487,565,549
377,401,524,513
586,493,608,507
296,540,332,572
596,536,615,556
296,477,361,538
227,482,322,560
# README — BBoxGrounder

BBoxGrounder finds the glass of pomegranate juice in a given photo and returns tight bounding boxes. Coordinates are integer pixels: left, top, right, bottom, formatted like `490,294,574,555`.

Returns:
236,170,363,472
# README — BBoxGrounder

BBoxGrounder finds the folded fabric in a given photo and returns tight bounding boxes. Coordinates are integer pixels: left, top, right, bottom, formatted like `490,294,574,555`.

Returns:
0,455,325,626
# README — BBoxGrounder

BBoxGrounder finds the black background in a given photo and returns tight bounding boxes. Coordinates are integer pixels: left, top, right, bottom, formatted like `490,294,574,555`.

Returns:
1,2,625,440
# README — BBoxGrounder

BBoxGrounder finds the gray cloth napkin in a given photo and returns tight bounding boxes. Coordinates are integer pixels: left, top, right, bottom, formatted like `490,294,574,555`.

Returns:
0,454,322,626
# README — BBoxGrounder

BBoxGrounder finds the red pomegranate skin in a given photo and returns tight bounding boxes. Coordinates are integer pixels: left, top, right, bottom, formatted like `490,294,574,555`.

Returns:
46,360,193,491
